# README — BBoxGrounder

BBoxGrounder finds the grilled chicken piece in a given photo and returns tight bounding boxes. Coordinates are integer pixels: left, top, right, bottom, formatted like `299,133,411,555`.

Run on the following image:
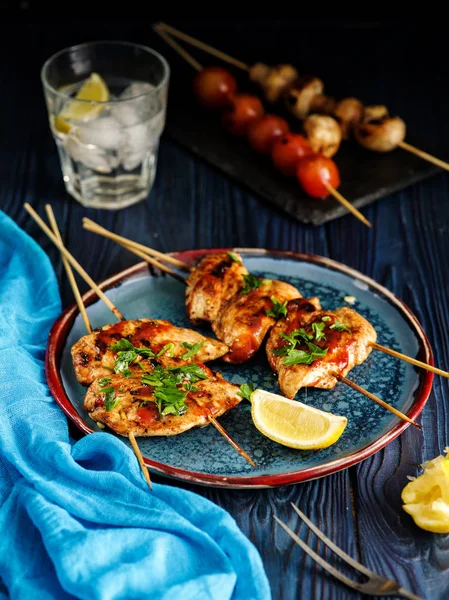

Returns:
185,252,248,324
71,319,229,386
85,364,242,437
266,299,377,398
212,278,302,364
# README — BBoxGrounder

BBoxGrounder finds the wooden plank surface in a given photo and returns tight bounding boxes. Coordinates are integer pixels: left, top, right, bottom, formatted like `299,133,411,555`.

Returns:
2,18,449,600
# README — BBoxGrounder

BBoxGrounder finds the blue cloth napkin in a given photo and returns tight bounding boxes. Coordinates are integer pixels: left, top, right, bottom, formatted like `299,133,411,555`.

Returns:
0,210,271,600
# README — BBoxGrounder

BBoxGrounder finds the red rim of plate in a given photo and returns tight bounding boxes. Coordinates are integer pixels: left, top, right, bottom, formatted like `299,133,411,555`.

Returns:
45,248,434,489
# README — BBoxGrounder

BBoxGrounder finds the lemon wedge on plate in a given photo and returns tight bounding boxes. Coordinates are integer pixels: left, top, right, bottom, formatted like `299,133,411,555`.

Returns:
250,389,347,450
55,72,110,133
402,448,449,533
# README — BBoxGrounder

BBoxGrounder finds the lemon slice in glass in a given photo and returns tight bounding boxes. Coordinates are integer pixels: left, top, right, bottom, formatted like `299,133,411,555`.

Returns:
250,389,347,449
402,448,449,533
55,73,110,133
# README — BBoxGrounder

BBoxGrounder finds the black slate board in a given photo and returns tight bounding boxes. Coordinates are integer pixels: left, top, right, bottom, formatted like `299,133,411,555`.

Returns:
163,56,446,226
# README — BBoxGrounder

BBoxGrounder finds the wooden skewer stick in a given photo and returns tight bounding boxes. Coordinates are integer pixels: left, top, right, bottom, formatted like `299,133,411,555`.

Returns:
153,24,202,72
83,218,191,271
83,221,187,285
45,205,92,333
324,183,372,228
331,371,421,429
155,22,250,72
208,416,256,467
24,204,125,321
43,205,152,490
128,431,153,490
370,342,449,379
398,141,449,173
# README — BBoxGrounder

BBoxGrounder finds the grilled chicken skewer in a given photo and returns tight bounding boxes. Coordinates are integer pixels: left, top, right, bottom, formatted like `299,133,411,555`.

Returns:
71,318,229,386
212,277,301,363
185,251,301,362
85,363,243,437
266,298,377,398
185,251,248,324
265,298,422,427
82,222,449,382
26,206,255,468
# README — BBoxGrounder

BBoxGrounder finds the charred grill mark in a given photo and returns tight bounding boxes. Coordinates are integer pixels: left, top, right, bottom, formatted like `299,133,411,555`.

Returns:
366,118,386,126
357,127,370,138
210,260,232,278
78,352,90,366
287,298,317,313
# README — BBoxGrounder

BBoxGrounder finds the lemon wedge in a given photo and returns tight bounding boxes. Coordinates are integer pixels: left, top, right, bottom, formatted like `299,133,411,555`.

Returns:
250,389,347,450
402,448,449,533
55,72,110,133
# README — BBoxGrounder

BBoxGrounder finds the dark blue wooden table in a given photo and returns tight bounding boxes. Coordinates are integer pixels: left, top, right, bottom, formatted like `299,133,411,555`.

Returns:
2,18,449,600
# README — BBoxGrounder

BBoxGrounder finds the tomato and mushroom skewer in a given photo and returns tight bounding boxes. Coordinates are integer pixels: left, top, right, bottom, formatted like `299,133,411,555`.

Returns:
153,24,372,227
156,21,449,173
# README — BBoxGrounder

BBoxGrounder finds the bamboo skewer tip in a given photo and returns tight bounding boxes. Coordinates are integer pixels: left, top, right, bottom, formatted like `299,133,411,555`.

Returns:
45,204,92,334
128,432,153,490
332,371,421,429
208,416,256,468
370,342,449,379
23,204,125,322
325,184,372,228
155,22,250,71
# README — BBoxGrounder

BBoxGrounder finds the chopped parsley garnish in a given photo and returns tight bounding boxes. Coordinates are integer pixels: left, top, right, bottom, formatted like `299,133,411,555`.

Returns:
183,383,200,392
241,274,263,294
273,330,328,366
168,364,208,383
180,340,204,359
227,252,242,264
321,316,331,322
312,321,326,341
156,343,174,358
238,382,255,401
266,296,288,319
329,319,351,333
109,339,157,374
100,386,118,411
98,377,112,387
139,364,208,418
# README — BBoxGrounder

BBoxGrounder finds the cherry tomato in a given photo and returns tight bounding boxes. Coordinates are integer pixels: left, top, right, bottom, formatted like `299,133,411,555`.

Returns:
222,94,264,136
271,133,313,176
296,154,340,198
247,114,290,154
193,67,237,109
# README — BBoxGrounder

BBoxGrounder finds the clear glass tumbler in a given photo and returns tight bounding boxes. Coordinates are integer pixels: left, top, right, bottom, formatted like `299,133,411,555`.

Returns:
41,41,170,209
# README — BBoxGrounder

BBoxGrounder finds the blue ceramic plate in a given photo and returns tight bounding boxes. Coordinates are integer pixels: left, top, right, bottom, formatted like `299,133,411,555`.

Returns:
46,249,433,488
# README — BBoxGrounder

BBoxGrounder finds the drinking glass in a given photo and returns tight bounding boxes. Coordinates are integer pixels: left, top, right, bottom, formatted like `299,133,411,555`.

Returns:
41,41,170,209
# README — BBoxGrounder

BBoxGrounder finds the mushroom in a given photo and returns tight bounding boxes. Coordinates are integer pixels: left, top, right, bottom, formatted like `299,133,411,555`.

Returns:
249,63,298,103
354,106,406,152
334,97,364,139
284,77,324,120
363,105,389,122
310,94,337,116
303,114,342,157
